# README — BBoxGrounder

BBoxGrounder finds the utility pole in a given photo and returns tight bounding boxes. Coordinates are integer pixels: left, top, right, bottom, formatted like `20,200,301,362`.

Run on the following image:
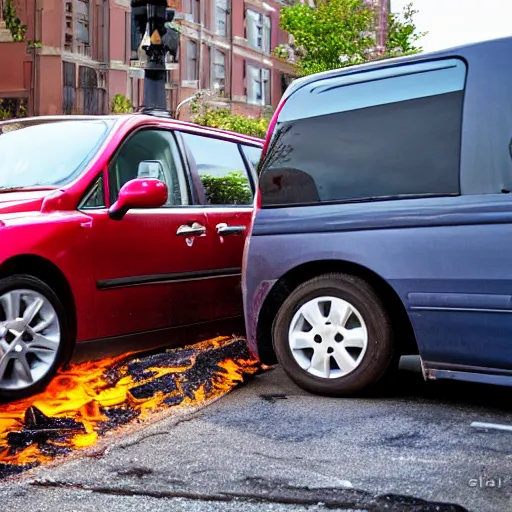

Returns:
131,1,176,111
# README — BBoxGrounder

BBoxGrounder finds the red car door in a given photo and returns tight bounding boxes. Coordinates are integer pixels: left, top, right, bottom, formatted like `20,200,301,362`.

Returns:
82,128,218,341
178,131,258,321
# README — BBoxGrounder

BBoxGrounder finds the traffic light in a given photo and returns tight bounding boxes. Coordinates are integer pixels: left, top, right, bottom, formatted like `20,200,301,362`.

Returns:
130,1,175,59
130,1,177,110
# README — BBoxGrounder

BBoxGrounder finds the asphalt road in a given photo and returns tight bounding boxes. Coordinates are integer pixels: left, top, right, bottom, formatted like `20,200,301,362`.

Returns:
1,360,511,511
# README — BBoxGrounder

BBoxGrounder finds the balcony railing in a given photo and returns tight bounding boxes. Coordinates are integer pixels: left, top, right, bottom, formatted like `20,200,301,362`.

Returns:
77,43,92,58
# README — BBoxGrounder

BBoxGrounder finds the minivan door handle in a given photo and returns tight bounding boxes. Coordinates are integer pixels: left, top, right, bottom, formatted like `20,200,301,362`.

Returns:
176,222,206,237
216,223,246,236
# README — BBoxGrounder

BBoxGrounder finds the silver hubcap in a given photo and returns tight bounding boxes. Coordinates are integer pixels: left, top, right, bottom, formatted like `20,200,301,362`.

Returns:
0,289,60,391
288,296,368,379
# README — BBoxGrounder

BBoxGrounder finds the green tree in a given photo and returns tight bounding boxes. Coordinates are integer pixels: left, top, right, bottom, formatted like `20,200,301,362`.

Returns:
278,0,425,76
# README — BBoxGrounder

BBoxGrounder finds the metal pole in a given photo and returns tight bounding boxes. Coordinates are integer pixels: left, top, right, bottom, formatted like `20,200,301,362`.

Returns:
131,1,175,111
175,95,196,119
143,3,166,110
143,67,167,110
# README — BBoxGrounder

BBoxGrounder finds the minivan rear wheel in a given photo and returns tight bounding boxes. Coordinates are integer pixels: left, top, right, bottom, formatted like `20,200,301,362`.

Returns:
272,273,395,396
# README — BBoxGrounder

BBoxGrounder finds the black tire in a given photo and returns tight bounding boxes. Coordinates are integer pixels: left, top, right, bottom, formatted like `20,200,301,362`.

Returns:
0,274,74,401
272,272,396,397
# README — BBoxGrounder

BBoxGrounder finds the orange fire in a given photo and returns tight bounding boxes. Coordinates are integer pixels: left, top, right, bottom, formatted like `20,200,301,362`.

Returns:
0,336,260,473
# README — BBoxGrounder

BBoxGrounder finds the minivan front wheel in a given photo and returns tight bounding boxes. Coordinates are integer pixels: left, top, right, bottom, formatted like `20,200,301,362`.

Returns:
272,273,395,396
0,275,70,400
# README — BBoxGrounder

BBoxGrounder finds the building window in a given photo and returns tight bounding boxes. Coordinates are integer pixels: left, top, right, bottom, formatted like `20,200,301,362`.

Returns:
182,0,200,23
64,0,91,55
211,49,226,95
78,66,105,115
246,9,271,53
131,8,140,60
76,0,90,46
186,40,198,81
64,1,74,51
214,0,228,37
125,11,131,63
62,62,76,114
280,73,294,96
247,65,270,106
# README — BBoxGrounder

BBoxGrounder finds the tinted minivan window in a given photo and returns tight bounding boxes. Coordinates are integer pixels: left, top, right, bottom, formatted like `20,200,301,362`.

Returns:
260,59,467,207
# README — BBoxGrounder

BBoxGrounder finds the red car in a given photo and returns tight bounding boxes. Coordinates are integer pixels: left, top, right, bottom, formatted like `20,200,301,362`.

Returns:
0,113,263,399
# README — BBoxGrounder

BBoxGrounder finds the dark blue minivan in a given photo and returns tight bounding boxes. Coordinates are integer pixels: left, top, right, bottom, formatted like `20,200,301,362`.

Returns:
242,36,512,396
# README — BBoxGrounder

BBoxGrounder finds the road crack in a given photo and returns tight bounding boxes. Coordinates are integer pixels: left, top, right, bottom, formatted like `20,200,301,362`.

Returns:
30,480,469,511
114,412,201,451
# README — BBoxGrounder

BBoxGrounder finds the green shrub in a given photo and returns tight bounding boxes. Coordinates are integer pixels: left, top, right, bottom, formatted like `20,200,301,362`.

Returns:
3,0,27,42
191,103,269,139
0,99,27,121
200,171,253,205
111,94,133,114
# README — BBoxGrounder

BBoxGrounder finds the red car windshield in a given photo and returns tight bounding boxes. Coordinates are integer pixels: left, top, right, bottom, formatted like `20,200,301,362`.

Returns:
0,120,114,189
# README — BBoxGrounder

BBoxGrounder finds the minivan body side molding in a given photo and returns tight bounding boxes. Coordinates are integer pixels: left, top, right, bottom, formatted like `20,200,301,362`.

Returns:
252,195,512,237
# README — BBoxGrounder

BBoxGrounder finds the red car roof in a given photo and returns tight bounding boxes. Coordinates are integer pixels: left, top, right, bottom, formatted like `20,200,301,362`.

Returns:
0,114,264,146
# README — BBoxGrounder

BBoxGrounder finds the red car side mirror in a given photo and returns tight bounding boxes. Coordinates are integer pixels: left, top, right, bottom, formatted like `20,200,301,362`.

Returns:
108,178,168,220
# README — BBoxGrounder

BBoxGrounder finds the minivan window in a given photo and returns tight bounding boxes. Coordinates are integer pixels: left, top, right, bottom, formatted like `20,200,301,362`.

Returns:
259,59,467,207
109,129,189,206
0,120,113,189
181,132,254,206
240,144,263,172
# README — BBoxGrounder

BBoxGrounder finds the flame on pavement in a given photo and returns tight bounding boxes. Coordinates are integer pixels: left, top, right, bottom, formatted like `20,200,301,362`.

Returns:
0,337,260,478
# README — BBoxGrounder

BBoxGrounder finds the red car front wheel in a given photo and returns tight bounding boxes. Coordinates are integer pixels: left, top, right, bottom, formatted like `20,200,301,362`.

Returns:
0,274,72,400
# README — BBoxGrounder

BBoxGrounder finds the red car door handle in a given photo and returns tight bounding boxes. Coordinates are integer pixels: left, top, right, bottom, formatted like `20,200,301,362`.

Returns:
176,222,206,237
216,223,246,236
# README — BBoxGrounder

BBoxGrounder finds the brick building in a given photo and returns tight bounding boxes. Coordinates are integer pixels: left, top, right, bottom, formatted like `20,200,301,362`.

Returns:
0,0,296,119
0,0,133,117
366,0,391,48
160,0,296,119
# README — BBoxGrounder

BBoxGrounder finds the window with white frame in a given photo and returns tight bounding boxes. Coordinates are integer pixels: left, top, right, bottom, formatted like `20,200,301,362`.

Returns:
182,0,200,23
247,65,270,106
246,9,271,53
214,0,228,37
76,0,90,46
65,0,91,53
211,49,226,95
186,40,198,81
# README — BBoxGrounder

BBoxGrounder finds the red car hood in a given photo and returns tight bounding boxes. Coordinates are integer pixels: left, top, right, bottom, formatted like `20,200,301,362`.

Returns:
0,189,57,216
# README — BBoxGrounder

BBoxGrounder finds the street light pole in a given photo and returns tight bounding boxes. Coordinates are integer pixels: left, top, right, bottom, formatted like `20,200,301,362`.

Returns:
175,83,220,120
175,95,196,120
